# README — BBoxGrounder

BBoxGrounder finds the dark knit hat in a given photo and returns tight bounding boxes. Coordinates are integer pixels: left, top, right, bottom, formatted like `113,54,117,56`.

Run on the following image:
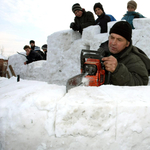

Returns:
109,21,132,42
127,0,137,10
72,3,82,13
41,44,47,50
93,2,104,12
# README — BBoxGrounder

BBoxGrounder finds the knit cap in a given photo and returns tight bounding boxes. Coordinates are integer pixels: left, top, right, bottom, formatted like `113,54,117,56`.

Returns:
41,44,47,50
127,0,137,10
72,3,82,13
109,21,132,42
93,2,104,12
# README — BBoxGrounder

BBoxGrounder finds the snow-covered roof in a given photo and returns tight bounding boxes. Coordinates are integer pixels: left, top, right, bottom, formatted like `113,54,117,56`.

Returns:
0,54,7,60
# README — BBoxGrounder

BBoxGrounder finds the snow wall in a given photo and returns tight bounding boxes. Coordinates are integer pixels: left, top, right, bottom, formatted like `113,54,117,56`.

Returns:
7,18,150,85
1,18,150,150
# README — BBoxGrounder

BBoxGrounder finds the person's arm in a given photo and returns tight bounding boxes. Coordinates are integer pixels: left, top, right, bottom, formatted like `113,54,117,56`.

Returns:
25,55,32,64
102,55,149,86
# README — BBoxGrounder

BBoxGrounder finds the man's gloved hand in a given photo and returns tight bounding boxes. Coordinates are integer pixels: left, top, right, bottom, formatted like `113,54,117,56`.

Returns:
70,22,81,31
70,22,77,31
70,22,75,28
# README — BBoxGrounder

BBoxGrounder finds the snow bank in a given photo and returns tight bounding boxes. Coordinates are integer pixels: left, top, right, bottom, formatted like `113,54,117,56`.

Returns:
7,18,150,85
1,77,150,150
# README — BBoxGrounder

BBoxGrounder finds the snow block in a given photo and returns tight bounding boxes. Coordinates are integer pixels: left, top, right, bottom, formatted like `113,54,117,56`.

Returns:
133,18,150,29
82,25,100,40
1,78,150,150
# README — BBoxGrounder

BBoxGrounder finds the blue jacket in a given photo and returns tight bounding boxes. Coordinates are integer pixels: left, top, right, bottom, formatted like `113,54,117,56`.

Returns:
107,14,116,21
121,11,145,29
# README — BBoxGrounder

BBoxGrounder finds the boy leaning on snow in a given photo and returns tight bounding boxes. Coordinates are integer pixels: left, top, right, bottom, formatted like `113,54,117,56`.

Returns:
100,21,150,86
70,3,95,34
23,45,43,65
121,0,145,29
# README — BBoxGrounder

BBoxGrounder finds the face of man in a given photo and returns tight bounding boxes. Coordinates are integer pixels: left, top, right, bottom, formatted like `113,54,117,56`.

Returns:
25,48,31,56
74,10,83,17
42,49,47,52
30,43,35,47
108,33,130,54
95,8,103,16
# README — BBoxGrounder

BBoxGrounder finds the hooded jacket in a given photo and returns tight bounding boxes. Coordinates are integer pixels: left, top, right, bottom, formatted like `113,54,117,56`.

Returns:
100,41,150,85
93,2,113,33
95,13,111,33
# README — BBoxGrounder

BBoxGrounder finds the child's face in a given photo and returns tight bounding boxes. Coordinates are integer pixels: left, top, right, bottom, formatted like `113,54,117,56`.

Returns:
25,48,31,56
95,8,103,16
127,6,135,12
74,10,83,17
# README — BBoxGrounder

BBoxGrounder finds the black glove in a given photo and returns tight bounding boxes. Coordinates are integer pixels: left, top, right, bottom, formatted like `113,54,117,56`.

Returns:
70,22,77,31
70,22,81,31
70,22,75,28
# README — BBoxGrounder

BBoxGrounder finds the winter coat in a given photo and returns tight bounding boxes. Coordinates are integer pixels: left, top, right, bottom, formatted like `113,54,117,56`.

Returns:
26,50,43,64
74,9,95,34
32,46,45,59
107,14,116,21
35,50,45,59
121,11,145,29
43,51,47,60
100,41,150,86
95,13,111,33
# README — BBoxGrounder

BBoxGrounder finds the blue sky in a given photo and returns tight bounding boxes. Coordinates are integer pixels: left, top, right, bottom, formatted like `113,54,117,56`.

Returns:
0,0,149,57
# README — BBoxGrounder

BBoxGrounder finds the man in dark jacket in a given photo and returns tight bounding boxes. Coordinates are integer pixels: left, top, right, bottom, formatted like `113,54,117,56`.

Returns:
23,45,43,65
29,40,45,59
70,3,95,34
100,21,150,85
93,2,116,33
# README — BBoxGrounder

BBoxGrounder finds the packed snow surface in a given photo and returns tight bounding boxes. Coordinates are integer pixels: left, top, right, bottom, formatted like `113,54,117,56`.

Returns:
1,77,150,150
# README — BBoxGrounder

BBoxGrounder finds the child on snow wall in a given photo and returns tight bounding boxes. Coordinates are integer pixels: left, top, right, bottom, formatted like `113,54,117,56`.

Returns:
93,2,116,33
121,0,145,29
70,3,95,34
23,45,43,65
